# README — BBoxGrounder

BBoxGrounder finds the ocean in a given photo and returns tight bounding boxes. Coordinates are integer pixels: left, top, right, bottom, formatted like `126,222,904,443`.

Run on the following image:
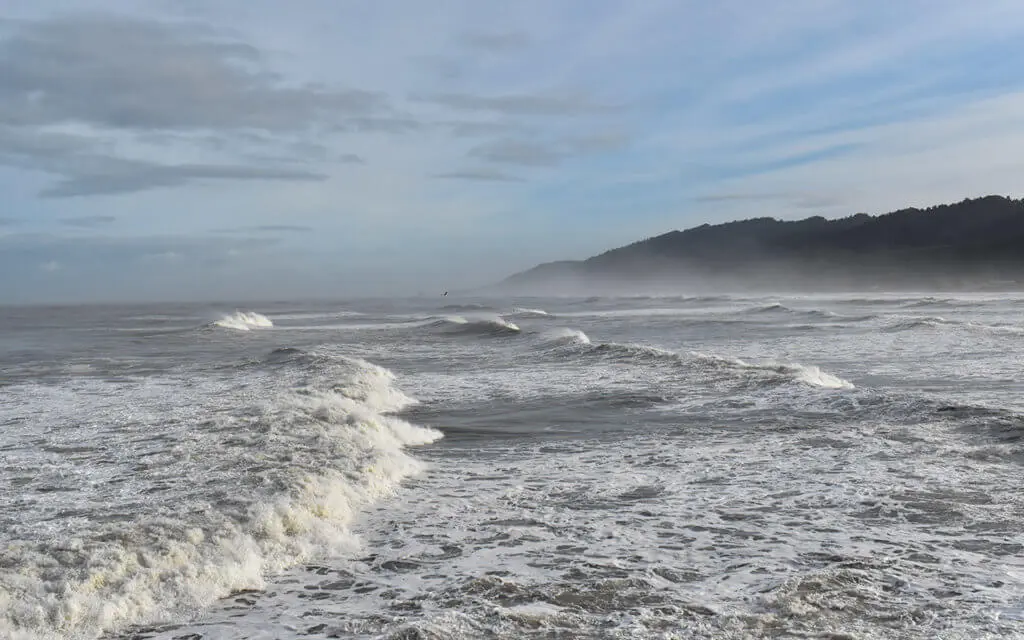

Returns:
2,294,1023,639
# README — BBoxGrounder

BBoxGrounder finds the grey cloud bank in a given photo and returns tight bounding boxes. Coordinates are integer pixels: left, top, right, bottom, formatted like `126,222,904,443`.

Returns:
40,162,326,198
0,14,377,196
433,169,525,182
421,91,613,116
0,16,385,131
59,215,117,227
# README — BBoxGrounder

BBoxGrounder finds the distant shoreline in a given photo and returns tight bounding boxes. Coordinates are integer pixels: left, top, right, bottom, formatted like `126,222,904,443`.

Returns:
496,195,1024,294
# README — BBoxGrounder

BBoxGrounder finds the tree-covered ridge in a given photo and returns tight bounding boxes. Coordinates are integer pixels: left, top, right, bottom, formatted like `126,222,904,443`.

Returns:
501,196,1024,291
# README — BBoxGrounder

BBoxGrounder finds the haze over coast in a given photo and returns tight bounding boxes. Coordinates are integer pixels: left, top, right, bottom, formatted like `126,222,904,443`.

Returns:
498,195,1024,294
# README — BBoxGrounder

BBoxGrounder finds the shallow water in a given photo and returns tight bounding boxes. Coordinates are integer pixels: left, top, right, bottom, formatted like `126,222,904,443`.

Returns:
2,294,1023,639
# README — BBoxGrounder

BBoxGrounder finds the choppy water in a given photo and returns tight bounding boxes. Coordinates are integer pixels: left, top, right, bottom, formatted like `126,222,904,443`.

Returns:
2,294,1023,639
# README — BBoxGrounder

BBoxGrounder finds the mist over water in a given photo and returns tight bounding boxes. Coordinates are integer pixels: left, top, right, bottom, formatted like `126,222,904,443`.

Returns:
2,293,1023,639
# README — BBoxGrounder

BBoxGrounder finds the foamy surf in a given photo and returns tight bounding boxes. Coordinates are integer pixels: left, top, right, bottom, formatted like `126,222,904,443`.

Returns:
212,311,274,331
0,354,440,640
690,351,856,389
570,338,853,390
7,294,1024,640
510,307,552,318
431,314,521,335
539,327,591,346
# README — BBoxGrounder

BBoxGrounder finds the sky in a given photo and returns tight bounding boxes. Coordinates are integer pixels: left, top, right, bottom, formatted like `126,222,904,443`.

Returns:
4,0,1024,302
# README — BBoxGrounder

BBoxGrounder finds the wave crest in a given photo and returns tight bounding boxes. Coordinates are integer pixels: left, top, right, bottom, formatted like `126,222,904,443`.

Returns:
690,352,855,389
0,355,440,640
567,339,853,390
431,315,521,336
539,328,591,346
212,311,274,331
510,307,552,318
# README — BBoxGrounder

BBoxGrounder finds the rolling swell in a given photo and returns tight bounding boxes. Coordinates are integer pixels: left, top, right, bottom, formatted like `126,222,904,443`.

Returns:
428,315,521,336
742,303,865,321
0,351,440,640
538,327,592,346
884,316,1024,335
509,307,553,318
539,330,853,390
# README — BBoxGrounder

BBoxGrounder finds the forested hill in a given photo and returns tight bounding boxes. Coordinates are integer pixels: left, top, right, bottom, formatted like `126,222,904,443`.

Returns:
499,196,1024,292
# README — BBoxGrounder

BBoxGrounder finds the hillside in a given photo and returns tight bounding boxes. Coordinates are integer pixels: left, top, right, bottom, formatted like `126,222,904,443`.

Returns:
498,196,1024,293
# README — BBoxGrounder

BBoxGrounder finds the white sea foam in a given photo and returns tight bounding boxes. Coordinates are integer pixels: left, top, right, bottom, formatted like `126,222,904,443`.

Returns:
177,412,1024,638
510,307,551,317
0,355,440,640
9,294,1024,640
432,314,520,334
690,351,855,389
540,327,591,346
212,311,274,331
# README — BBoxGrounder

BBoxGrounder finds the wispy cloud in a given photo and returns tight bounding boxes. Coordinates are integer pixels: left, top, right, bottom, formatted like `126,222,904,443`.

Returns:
0,15,387,131
59,215,117,227
469,139,563,166
40,161,325,198
213,224,314,233
0,14,378,196
421,91,614,116
466,131,632,168
433,169,525,182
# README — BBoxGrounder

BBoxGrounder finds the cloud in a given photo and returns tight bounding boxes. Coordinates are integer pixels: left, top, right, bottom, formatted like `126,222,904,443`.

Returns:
444,121,526,138
692,192,787,203
5,1,1024,302
59,215,117,227
339,117,423,134
0,15,387,131
469,139,563,166
39,160,325,197
691,191,846,212
213,224,314,233
40,260,61,272
679,90,1024,222
422,91,613,116
433,169,525,182
0,14,380,196
140,250,182,261
467,131,632,167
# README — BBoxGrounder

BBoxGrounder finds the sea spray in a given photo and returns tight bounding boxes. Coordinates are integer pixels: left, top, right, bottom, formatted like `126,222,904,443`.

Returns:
0,353,440,640
212,311,274,331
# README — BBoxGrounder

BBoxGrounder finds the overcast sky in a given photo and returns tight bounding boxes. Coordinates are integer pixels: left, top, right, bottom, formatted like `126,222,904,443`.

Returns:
3,1,1024,302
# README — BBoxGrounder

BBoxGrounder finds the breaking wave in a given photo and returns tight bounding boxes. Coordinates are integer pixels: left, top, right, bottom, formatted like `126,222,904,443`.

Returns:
885,315,1024,335
690,351,855,389
744,303,851,320
749,303,792,314
902,297,957,308
0,353,440,640
539,327,591,346
430,315,521,336
212,311,274,331
553,338,854,390
509,307,552,318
